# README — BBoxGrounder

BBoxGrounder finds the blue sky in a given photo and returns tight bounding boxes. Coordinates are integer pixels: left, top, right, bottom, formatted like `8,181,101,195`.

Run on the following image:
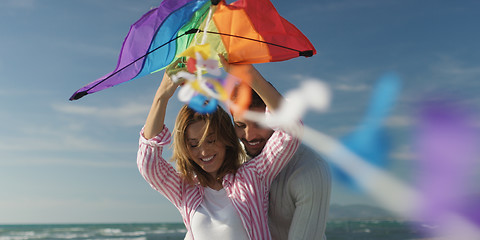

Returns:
1,0,479,224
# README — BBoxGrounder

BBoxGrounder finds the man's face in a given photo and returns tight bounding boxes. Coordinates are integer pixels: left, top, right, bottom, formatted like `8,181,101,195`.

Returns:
233,107,274,158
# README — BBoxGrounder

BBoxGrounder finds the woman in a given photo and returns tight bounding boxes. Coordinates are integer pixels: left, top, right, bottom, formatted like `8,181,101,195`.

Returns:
137,61,299,240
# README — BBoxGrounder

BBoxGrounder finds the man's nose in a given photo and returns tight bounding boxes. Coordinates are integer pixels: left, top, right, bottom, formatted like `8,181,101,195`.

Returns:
244,126,256,141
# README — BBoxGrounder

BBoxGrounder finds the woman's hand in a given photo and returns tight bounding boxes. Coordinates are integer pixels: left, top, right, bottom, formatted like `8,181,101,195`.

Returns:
155,72,180,101
156,58,187,101
166,57,187,77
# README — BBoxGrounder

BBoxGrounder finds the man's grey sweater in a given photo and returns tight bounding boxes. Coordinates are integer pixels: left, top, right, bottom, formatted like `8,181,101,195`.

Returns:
268,144,331,240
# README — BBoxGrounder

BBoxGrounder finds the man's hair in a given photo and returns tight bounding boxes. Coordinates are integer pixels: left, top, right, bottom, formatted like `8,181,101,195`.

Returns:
172,105,245,187
230,82,277,110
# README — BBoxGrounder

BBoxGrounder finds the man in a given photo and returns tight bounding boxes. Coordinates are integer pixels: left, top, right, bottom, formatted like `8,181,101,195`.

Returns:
230,66,332,240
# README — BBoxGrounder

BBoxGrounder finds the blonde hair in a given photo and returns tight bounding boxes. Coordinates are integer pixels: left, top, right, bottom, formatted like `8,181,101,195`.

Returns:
172,105,245,187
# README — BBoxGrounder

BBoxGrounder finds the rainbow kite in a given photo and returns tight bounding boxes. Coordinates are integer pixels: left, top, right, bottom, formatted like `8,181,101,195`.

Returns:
70,0,316,100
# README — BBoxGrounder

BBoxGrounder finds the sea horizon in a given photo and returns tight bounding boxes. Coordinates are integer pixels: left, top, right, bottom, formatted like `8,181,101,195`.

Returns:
0,220,436,240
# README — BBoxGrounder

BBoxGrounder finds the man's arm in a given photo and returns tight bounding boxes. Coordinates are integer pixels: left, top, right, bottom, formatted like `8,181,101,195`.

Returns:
288,150,331,240
219,55,282,111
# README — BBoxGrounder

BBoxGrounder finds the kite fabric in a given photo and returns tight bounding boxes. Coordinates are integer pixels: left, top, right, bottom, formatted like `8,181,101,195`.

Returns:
329,73,401,190
70,0,316,100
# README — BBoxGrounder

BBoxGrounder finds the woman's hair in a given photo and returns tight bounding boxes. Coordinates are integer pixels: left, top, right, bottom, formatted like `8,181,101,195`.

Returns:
172,105,245,187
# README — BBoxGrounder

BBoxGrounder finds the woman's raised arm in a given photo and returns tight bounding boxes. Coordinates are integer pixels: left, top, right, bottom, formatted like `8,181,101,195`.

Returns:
143,61,184,139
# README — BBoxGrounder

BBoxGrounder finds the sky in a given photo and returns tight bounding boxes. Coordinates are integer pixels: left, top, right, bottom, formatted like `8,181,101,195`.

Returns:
1,0,479,224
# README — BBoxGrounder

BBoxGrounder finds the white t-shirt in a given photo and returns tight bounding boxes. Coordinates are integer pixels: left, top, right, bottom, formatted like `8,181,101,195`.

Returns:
190,187,249,240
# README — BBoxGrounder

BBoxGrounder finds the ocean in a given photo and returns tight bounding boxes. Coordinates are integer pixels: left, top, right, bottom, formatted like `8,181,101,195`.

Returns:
0,220,429,240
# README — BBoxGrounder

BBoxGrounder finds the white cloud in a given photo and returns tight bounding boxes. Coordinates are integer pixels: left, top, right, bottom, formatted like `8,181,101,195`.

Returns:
53,38,121,59
53,101,150,127
0,113,136,155
291,73,370,92
310,69,377,93
0,130,130,153
431,56,480,79
333,70,373,83
334,83,369,92
423,55,480,94
0,154,132,168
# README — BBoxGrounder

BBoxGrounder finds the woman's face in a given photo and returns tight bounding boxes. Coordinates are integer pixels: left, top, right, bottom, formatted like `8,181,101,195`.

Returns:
186,121,226,178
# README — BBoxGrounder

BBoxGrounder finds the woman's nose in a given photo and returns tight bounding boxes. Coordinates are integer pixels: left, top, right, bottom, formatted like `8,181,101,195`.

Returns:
198,144,211,156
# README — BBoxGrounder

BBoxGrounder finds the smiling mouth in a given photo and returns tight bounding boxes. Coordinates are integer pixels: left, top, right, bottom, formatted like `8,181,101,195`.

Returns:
201,155,215,162
245,140,261,146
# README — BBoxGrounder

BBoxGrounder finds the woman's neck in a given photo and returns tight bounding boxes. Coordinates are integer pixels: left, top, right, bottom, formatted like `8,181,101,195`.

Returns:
207,177,223,190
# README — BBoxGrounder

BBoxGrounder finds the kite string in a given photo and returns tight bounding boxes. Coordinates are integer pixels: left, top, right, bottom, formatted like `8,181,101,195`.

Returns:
191,5,214,93
70,31,191,100
190,29,314,57
201,6,214,45
192,5,213,46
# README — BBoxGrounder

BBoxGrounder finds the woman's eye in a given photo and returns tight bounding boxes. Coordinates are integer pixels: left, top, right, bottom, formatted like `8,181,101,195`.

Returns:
235,123,245,128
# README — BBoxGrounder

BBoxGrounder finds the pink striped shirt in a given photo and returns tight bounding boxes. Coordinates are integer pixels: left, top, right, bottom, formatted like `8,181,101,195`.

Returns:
137,125,299,240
